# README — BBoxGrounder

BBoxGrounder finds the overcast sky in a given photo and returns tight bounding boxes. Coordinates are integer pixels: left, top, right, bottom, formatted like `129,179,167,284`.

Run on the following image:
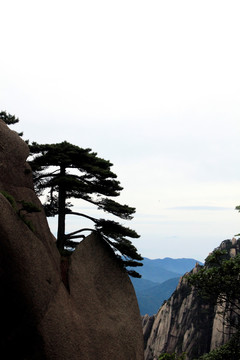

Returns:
1,0,240,262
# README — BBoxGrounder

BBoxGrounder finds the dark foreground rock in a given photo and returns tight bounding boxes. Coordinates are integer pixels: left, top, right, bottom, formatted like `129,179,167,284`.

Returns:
0,119,144,359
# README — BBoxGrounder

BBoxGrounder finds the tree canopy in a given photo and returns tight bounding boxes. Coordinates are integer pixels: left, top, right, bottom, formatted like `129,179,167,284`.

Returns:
187,240,240,344
0,111,23,136
185,198,240,358
188,240,240,329
29,141,143,277
187,239,240,359
195,331,240,360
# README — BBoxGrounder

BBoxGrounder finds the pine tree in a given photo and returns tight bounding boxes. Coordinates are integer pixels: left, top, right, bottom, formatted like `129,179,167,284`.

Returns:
29,141,143,277
0,111,23,136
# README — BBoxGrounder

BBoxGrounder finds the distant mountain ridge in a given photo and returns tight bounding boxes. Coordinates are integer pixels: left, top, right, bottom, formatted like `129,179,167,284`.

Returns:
130,257,202,315
132,277,180,315
138,257,202,282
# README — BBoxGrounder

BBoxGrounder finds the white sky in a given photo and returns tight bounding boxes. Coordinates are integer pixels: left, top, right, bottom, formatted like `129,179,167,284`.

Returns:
1,0,240,262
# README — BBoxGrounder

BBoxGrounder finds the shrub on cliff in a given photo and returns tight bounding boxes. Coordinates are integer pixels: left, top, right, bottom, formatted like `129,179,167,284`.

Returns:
0,111,23,136
188,239,240,359
195,331,240,360
188,248,240,327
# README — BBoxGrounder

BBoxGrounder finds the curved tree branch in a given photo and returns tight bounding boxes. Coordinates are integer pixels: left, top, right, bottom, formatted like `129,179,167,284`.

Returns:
65,211,97,223
65,228,96,239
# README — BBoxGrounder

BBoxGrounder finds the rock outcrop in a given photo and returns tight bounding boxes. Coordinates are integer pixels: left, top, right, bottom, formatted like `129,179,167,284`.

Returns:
143,239,240,360
0,120,144,359
143,266,215,360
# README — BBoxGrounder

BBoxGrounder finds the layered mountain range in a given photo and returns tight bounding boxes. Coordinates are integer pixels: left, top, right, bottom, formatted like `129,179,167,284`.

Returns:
131,257,202,315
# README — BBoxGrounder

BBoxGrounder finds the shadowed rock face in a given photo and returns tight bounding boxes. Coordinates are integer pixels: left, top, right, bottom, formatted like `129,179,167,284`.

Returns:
0,120,144,360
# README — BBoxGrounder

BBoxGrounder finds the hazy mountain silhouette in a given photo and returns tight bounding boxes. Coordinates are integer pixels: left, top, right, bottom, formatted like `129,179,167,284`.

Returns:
130,257,202,315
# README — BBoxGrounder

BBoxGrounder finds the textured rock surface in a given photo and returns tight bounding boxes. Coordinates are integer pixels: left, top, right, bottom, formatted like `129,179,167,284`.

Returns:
143,267,214,360
210,302,233,351
0,120,144,359
38,233,144,360
143,239,240,360
142,314,155,349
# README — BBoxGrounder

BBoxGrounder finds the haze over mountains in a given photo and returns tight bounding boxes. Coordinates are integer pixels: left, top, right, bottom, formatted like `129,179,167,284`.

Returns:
131,257,203,315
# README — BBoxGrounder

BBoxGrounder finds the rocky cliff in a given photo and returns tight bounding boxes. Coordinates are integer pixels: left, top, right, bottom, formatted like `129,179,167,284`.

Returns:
143,239,240,360
0,120,144,359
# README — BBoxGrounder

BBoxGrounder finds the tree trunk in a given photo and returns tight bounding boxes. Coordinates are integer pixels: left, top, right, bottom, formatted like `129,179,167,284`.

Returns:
57,166,66,251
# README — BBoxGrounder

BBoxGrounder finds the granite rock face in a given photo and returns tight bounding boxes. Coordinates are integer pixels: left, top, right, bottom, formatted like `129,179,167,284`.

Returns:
38,233,144,360
143,266,215,360
0,120,144,359
143,239,240,360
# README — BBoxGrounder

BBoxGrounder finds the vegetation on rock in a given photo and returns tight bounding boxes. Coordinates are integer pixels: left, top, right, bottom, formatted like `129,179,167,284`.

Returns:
188,246,240,328
194,330,240,360
0,111,23,136
28,141,143,276
0,190,17,209
0,190,41,231
188,238,240,359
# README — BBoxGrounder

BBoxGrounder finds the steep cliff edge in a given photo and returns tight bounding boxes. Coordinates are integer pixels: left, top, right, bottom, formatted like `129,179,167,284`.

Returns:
143,265,215,360
143,239,239,360
0,120,144,359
